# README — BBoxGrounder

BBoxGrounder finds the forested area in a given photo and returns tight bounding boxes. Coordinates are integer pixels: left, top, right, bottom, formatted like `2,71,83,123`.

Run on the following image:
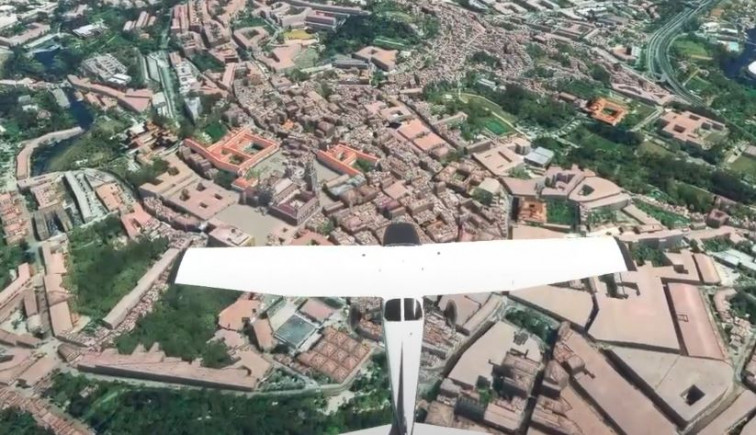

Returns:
0,89,77,141
121,158,169,188
34,117,130,173
321,15,419,56
66,216,168,319
728,293,756,325
423,79,575,129
321,1,437,57
0,408,53,435
0,236,25,288
468,51,501,68
1,46,83,82
468,82,574,128
45,373,392,434
559,127,756,209
545,199,578,227
115,285,238,367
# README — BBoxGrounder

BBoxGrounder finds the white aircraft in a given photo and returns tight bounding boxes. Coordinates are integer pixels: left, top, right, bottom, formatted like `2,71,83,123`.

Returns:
174,223,631,435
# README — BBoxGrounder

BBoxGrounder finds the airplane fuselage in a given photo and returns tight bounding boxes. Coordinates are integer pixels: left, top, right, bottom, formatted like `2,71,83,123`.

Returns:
382,297,424,435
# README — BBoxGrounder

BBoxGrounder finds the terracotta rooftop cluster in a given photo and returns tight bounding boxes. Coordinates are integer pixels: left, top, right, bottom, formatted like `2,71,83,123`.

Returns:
0,192,29,244
296,327,370,383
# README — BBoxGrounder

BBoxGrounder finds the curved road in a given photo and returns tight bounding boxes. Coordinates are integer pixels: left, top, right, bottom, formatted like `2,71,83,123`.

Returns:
645,0,719,105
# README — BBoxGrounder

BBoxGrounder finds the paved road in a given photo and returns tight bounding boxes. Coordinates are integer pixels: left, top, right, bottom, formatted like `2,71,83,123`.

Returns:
645,0,718,105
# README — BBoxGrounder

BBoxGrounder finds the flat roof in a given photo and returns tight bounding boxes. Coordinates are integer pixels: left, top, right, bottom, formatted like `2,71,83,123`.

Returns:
697,389,756,435
474,144,523,176
274,313,318,349
589,269,680,351
299,298,335,323
667,283,725,360
510,225,565,240
560,386,618,434
509,285,593,328
448,322,541,389
556,327,676,435
218,296,261,331
609,347,732,425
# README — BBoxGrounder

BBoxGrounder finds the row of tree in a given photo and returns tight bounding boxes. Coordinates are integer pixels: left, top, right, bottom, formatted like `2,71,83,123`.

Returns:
45,373,392,434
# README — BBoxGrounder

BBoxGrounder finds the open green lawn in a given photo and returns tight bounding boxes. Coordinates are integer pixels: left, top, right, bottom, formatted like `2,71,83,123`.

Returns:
566,129,617,152
294,47,319,69
687,75,711,93
204,121,227,142
639,141,673,156
732,155,756,176
373,36,407,50
673,37,711,58
284,29,314,40
482,117,511,136
459,93,518,123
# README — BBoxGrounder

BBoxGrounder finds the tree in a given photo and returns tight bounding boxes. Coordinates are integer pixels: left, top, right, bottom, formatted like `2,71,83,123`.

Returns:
0,408,54,435
213,171,237,189
590,64,611,84
472,188,493,206
444,301,458,327
115,285,237,365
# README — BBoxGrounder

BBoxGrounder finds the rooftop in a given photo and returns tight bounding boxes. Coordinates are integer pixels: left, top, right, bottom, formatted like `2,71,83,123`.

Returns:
473,143,523,176
218,295,261,331
697,389,756,435
608,347,732,425
659,110,725,149
589,268,680,352
296,327,371,383
77,347,266,391
299,298,335,323
316,144,379,177
184,128,279,176
667,283,725,360
554,325,676,435
448,321,541,389
509,285,593,329
274,313,318,349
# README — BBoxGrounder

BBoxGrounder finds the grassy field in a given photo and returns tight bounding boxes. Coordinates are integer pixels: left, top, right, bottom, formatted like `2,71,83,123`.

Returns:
373,36,407,50
566,129,617,152
204,122,227,142
732,155,756,176
623,101,656,128
285,29,314,40
673,37,711,58
294,47,319,69
482,117,511,136
687,75,711,93
639,141,673,156
459,93,518,123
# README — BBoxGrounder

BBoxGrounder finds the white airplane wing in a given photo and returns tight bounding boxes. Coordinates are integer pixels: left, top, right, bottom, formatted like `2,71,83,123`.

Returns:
340,423,486,435
174,237,631,298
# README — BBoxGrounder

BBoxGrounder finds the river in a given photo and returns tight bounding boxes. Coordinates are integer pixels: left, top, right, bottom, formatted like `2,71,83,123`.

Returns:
30,48,95,176
721,27,756,84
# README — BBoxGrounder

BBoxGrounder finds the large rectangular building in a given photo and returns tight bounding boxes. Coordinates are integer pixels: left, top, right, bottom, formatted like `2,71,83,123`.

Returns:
139,154,238,221
183,128,279,176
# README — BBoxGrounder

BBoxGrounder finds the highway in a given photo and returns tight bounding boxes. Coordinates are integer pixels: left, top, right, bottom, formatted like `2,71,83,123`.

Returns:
644,0,719,105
